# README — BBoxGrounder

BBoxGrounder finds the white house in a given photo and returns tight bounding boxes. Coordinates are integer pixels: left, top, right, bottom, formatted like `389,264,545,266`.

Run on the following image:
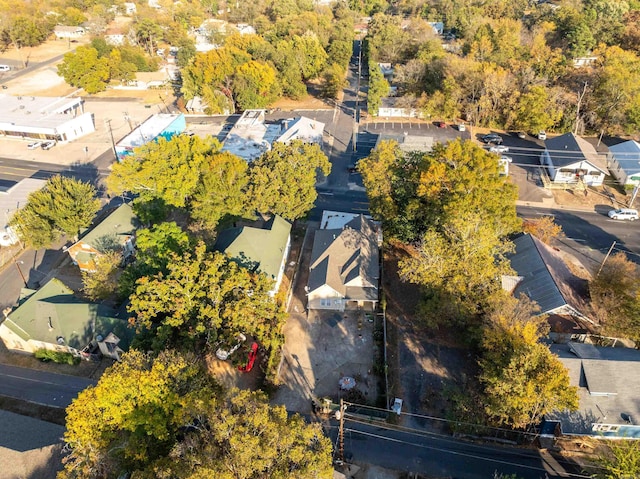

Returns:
539,133,608,186
53,26,86,39
608,140,640,187
307,214,381,311
275,116,325,145
123,2,137,14
0,178,47,246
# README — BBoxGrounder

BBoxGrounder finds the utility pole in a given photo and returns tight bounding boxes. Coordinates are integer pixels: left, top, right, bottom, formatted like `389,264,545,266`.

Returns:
104,119,117,160
574,82,588,135
597,241,616,277
12,257,27,287
338,399,345,464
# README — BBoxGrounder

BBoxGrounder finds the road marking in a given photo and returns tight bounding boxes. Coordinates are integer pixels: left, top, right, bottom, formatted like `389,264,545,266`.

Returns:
564,238,586,242
0,371,70,387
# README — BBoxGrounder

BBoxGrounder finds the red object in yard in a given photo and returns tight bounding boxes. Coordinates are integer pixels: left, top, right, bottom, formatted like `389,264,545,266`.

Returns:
239,342,258,372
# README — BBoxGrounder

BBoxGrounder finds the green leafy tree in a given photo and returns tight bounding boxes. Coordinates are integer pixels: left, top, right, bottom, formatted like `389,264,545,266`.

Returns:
320,63,346,99
515,85,562,133
248,140,331,220
81,250,121,301
10,176,100,248
119,222,192,297
135,18,162,56
479,297,579,429
596,439,640,479
60,350,221,479
589,252,640,342
190,152,252,230
367,61,390,116
106,135,221,208
150,388,334,479
233,60,280,110
57,46,110,93
128,242,285,352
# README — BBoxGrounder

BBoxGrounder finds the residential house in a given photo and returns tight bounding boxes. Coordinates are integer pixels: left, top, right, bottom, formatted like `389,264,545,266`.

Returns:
185,96,209,114
104,27,128,46
123,2,137,14
53,26,86,39
378,62,394,80
548,342,640,438
378,97,419,119
504,234,594,338
276,116,325,146
307,214,381,311
0,278,130,360
67,203,138,272
539,133,608,186
608,140,640,187
428,22,444,35
214,215,292,296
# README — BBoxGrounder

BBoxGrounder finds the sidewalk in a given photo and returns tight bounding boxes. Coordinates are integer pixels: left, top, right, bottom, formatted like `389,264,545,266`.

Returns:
517,183,627,213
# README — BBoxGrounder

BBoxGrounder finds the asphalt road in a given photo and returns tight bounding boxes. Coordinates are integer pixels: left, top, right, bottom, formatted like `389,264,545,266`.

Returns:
337,419,587,479
518,205,640,267
0,363,95,408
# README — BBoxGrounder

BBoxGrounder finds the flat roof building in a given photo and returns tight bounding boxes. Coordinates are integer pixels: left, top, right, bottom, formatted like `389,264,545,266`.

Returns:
0,94,95,142
115,113,186,160
0,178,47,246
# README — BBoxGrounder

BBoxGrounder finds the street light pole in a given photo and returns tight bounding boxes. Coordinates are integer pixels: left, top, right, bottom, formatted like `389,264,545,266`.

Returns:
12,257,27,287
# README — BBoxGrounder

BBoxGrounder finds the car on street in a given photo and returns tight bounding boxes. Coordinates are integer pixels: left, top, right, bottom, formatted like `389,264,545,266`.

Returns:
457,123,466,131
517,131,526,139
436,121,447,128
608,208,638,221
41,140,56,150
482,133,503,144
0,65,11,72
27,141,42,149
538,131,547,140
489,145,509,154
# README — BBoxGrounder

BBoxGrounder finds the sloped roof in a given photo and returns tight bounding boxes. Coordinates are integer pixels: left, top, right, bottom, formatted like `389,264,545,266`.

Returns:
308,215,379,301
609,140,640,175
275,116,325,144
76,203,138,251
507,234,590,318
544,133,608,173
3,278,130,350
214,215,291,281
549,342,640,433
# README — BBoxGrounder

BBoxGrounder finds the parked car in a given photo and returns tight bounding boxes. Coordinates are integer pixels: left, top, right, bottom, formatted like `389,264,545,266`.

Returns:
436,121,447,128
27,141,43,149
489,145,509,154
538,131,547,140
457,123,466,131
517,131,526,139
608,208,638,221
215,333,246,360
0,65,11,72
482,133,503,144
41,140,56,150
238,342,258,372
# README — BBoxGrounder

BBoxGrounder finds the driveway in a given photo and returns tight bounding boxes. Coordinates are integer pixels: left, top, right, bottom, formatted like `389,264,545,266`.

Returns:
273,222,377,413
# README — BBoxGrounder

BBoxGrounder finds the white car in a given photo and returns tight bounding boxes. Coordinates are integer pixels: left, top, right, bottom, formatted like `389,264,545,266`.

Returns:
41,140,56,150
538,131,547,140
457,123,466,131
27,141,43,149
0,65,10,72
608,208,638,221
489,145,509,154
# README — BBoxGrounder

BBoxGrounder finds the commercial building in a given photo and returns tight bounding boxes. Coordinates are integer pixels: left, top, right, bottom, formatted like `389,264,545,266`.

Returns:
0,95,95,142
115,113,186,160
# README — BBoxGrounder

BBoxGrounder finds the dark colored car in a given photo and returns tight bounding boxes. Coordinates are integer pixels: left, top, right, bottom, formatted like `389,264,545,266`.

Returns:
481,133,503,145
239,342,258,372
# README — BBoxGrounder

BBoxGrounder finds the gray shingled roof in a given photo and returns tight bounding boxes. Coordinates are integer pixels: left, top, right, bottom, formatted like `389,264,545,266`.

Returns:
609,140,640,176
549,342,640,434
544,133,608,173
508,234,590,318
308,215,379,301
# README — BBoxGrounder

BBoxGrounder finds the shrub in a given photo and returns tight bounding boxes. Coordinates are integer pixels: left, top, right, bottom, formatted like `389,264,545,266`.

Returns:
34,349,79,365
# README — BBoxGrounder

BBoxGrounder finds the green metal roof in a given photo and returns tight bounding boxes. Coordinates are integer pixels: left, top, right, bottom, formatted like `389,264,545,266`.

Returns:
4,278,131,351
214,215,291,281
78,202,138,252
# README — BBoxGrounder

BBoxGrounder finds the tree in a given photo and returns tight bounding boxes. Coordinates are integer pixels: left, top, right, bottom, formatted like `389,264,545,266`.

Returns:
248,140,331,220
149,388,334,479
479,297,579,429
10,176,100,248
589,252,640,341
190,152,252,230
135,18,162,56
118,222,192,297
57,46,110,93
596,439,640,479
81,250,121,301
514,85,562,133
60,350,221,479
106,135,221,208
128,242,285,352
522,216,563,244
367,61,390,116
320,63,346,99
233,60,280,110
